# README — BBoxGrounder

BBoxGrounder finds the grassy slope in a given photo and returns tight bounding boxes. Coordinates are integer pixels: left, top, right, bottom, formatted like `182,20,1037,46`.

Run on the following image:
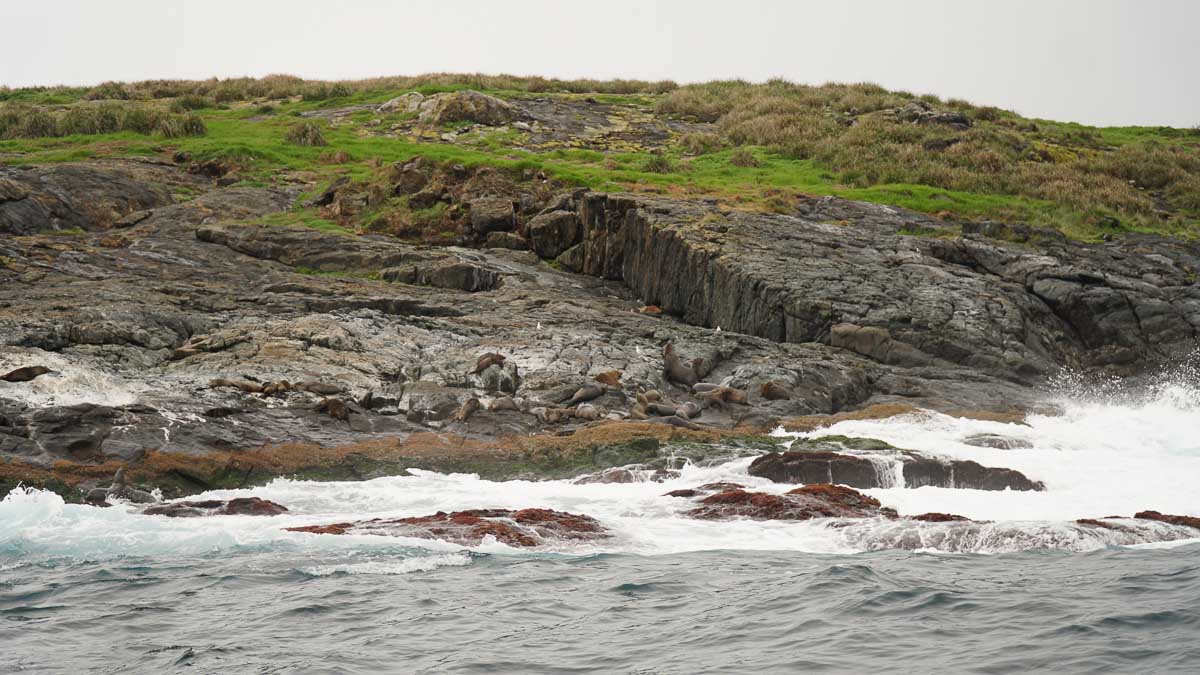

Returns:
2,79,1197,241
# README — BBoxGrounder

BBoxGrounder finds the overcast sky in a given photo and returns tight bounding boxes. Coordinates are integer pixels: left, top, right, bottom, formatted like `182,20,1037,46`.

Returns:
2,0,1196,127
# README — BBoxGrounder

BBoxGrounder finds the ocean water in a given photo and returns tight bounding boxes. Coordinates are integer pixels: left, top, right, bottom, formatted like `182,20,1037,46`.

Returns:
2,378,1199,673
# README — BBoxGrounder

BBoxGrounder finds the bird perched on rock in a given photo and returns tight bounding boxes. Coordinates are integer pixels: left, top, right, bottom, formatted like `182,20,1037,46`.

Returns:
472,353,506,375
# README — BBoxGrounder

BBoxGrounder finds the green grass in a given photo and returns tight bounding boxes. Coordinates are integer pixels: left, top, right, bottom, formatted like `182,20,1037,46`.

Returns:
2,80,1197,242
253,208,349,234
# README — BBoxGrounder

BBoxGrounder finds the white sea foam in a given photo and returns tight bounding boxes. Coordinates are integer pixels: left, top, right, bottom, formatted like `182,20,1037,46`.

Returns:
2,376,1198,558
300,553,474,576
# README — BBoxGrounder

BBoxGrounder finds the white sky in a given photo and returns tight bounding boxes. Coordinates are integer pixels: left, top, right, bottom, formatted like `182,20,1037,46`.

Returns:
2,0,1197,127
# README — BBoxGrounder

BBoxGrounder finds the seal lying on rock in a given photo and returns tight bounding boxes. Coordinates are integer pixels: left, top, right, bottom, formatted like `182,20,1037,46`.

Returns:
699,386,748,408
108,468,157,504
574,403,603,420
318,397,351,421
488,396,521,412
472,353,506,375
1,366,51,383
454,397,481,422
662,343,700,387
760,381,792,401
85,468,157,506
568,383,605,405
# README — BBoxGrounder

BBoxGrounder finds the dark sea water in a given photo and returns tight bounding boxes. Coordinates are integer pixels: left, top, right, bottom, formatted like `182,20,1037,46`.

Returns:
5,386,1200,673
3,544,1199,674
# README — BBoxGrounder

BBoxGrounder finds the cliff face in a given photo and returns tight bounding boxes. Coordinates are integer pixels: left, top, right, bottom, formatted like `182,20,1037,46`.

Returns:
0,159,1197,498
543,191,1200,380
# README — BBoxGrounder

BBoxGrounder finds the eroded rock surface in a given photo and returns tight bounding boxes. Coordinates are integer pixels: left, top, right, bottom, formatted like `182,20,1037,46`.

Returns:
747,436,1045,491
687,484,896,521
1,158,1192,498
286,508,606,547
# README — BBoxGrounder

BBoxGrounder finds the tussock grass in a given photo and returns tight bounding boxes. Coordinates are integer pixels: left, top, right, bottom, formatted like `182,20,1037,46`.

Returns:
285,120,327,146
658,80,1200,223
0,101,205,140
2,75,1197,240
30,73,678,105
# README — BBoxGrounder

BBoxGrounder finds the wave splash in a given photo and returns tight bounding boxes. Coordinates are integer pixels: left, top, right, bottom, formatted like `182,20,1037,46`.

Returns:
2,370,1198,559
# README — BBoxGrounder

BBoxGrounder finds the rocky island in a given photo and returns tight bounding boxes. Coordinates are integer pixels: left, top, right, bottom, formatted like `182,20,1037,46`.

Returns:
1,76,1197,534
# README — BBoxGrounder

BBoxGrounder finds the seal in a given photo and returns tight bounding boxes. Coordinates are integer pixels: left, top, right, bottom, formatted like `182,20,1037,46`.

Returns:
646,402,679,417
662,343,698,387
699,386,748,408
454,397,481,422
594,370,622,387
488,396,521,412
761,381,792,401
318,397,351,421
1,365,51,383
84,486,112,507
472,353,506,375
644,415,704,430
106,468,157,504
209,378,264,393
302,381,345,396
568,384,604,405
531,406,571,424
574,403,603,420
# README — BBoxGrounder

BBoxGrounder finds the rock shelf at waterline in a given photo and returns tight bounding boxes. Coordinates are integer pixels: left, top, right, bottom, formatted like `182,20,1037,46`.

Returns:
3,153,1200,503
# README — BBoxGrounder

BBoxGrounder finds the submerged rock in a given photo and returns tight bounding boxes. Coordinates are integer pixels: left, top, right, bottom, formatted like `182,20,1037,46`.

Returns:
143,497,289,517
286,508,608,547
838,516,1200,554
963,433,1034,450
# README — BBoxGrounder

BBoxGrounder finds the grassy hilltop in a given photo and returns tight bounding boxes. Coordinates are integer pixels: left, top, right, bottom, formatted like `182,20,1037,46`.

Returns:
2,73,1198,240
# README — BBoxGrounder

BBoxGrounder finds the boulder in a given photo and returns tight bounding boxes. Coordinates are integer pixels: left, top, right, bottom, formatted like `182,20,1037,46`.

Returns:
1134,511,1200,530
485,231,529,250
748,448,1044,491
377,92,425,115
528,210,581,259
469,197,516,234
415,90,520,127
